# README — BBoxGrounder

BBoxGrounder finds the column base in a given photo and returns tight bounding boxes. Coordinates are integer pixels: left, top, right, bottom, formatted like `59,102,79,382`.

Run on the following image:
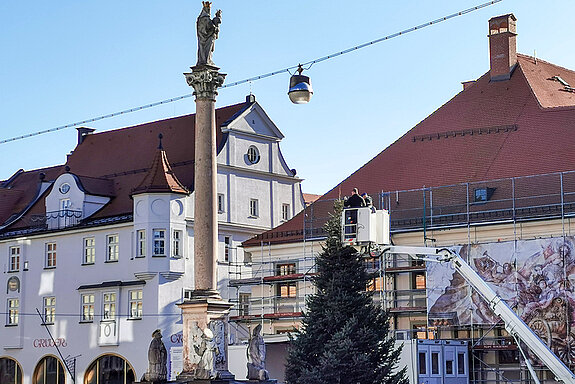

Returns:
177,294,234,382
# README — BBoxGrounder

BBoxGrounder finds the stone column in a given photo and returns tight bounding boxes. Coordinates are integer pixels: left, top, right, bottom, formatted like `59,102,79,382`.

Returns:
185,65,226,295
178,64,234,381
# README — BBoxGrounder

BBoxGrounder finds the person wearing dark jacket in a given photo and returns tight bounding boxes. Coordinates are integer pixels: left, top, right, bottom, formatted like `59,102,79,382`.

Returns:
344,188,366,208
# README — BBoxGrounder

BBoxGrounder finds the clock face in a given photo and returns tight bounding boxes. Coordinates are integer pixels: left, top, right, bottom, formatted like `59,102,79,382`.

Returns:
59,183,70,194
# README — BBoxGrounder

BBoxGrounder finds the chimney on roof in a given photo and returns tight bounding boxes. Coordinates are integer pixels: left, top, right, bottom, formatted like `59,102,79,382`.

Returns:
76,127,95,145
488,14,517,81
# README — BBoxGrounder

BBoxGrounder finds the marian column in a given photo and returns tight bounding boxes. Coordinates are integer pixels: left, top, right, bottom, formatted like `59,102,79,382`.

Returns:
178,2,233,381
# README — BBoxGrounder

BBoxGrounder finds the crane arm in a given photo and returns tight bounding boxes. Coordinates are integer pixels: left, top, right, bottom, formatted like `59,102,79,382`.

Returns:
384,245,575,384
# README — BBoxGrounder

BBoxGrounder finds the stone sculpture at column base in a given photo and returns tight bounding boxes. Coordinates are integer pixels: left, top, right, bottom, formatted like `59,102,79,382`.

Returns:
176,295,235,382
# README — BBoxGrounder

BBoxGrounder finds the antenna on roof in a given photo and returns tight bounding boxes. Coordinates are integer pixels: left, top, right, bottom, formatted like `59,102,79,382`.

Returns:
158,133,163,150
534,49,537,64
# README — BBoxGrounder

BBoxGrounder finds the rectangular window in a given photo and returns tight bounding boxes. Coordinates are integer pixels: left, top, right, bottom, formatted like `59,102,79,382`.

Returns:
413,272,426,290
81,294,95,322
249,199,259,217
277,263,296,276
239,293,250,316
431,352,440,375
172,230,182,258
217,193,225,213
137,230,146,257
7,298,19,325
153,229,166,256
9,246,20,272
445,359,453,375
60,198,71,210
129,290,143,319
43,297,56,324
457,352,466,374
103,292,116,320
278,282,297,298
45,243,57,268
224,236,231,262
83,237,95,264
418,352,427,375
107,235,119,262
282,203,290,221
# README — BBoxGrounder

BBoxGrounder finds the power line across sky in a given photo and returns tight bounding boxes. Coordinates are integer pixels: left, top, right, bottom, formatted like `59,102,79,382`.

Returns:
0,0,501,146
2,1,573,194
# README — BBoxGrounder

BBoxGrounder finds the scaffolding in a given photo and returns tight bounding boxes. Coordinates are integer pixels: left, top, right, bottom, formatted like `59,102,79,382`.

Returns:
228,170,575,383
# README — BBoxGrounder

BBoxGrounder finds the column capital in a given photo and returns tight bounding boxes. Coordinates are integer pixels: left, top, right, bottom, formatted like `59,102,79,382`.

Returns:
185,65,226,101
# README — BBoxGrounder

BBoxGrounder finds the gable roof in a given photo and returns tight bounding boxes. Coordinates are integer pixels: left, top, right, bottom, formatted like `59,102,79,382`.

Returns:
0,100,251,232
243,54,575,247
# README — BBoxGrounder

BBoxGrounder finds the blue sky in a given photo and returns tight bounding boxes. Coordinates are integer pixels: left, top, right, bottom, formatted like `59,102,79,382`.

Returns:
1,1,574,195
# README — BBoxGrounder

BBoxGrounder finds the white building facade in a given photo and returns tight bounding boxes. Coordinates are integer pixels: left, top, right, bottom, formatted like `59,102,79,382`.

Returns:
0,96,304,384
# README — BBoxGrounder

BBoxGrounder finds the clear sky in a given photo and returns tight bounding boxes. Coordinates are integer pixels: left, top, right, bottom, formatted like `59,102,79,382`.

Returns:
1,0,574,195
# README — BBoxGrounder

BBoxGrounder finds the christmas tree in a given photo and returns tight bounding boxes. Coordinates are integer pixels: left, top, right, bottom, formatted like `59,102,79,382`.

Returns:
285,201,407,384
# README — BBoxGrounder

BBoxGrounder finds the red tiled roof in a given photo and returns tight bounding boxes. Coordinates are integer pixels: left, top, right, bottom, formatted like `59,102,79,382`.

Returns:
244,54,575,247
0,101,249,230
131,140,189,196
303,193,321,205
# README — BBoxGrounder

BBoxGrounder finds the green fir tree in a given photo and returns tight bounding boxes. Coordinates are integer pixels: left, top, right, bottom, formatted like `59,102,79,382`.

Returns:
285,201,407,384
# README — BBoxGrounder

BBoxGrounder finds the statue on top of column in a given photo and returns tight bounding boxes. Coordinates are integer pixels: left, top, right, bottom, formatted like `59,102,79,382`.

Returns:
196,1,222,67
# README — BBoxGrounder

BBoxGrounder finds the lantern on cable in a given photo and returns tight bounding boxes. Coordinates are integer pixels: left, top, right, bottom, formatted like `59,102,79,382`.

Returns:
288,64,313,104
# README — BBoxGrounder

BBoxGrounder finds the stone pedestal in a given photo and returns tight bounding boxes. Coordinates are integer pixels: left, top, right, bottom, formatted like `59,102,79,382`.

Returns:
176,294,234,382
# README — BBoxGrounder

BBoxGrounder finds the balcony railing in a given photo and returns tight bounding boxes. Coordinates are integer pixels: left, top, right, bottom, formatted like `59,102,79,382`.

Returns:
30,209,83,230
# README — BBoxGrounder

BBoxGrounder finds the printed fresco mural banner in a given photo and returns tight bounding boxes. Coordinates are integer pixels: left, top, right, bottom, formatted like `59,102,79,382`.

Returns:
427,237,575,365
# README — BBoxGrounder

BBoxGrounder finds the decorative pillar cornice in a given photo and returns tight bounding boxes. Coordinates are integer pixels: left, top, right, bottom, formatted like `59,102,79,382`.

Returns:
185,65,226,101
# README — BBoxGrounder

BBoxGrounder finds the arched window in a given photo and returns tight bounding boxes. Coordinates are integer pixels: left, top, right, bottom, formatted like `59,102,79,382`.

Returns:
33,356,65,384
84,354,135,384
0,357,22,384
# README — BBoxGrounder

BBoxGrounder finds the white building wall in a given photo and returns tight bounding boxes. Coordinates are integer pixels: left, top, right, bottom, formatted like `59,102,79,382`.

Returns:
0,101,304,384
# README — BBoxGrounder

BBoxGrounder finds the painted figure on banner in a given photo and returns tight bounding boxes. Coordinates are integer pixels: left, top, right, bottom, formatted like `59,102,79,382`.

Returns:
427,238,575,366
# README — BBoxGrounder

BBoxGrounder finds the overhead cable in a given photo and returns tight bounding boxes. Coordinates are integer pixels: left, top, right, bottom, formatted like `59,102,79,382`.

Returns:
0,0,502,145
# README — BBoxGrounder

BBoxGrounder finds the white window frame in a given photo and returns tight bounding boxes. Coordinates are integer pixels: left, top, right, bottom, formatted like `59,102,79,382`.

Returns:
224,236,231,262
60,198,71,210
103,292,116,321
282,203,290,221
83,237,95,264
45,243,57,268
137,229,146,258
128,289,143,319
7,298,19,325
247,145,260,164
217,193,225,213
172,230,182,258
43,296,56,324
106,234,119,262
249,199,259,218
153,229,166,256
81,293,95,322
9,246,20,272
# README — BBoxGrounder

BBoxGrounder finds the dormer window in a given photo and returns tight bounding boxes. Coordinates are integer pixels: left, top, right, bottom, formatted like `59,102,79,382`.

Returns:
474,187,496,203
60,198,71,210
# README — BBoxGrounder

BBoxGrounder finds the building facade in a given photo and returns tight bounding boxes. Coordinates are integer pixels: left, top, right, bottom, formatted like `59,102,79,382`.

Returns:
237,14,575,384
0,96,304,384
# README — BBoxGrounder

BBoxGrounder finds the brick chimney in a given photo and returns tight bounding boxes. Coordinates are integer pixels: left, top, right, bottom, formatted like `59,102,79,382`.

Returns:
488,14,517,81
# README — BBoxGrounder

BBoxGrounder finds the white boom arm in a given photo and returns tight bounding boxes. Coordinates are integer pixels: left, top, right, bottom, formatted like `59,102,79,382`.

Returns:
384,246,575,384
